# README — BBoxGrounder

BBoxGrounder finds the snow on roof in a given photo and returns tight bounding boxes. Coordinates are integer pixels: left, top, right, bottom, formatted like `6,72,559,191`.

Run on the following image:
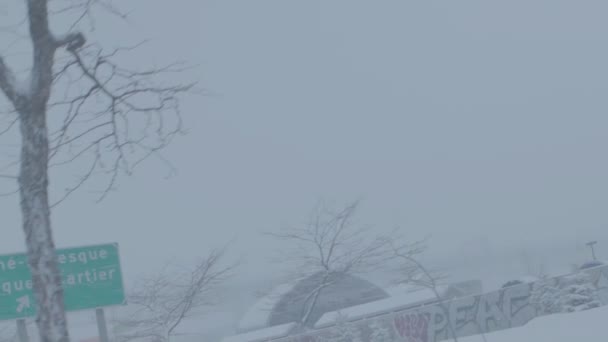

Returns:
268,272,389,328
312,281,481,329
222,323,296,342
237,272,389,333
236,281,299,333
384,283,447,297
314,287,439,328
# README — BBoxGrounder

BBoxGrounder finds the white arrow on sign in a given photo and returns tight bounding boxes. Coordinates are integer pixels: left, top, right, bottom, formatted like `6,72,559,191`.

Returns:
16,295,30,313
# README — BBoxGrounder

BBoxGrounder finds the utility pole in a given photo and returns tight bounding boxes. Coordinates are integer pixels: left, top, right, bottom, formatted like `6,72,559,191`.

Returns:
586,241,598,261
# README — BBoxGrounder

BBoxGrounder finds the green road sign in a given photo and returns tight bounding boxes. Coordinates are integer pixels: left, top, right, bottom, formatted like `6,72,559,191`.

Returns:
0,243,125,320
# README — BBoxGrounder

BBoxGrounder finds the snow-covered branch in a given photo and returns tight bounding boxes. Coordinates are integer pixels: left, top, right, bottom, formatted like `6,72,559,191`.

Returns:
54,32,85,51
114,249,236,342
269,201,396,276
268,200,409,328
0,56,20,105
45,42,194,205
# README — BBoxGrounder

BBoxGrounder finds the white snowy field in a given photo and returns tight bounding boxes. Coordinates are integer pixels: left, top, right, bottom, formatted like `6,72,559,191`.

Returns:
460,305,607,342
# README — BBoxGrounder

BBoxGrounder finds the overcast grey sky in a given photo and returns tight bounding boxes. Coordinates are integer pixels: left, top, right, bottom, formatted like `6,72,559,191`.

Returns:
1,0,608,338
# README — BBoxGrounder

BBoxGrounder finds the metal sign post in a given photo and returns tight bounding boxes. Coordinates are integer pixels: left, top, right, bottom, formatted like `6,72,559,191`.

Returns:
96,308,110,342
16,319,29,342
586,241,598,261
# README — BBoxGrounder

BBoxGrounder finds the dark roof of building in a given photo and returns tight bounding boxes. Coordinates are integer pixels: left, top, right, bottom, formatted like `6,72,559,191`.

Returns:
268,271,389,328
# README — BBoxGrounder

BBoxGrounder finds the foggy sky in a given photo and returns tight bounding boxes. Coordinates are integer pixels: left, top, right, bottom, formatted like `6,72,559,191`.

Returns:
1,0,608,338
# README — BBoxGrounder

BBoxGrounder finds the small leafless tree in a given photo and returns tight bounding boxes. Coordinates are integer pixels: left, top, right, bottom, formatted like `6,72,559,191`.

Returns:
268,200,403,328
113,249,235,342
0,2,191,341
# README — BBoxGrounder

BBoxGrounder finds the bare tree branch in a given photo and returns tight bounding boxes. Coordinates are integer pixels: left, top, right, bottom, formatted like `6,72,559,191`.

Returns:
43,41,194,204
114,249,236,342
391,240,461,342
0,56,20,105
49,0,132,32
267,200,409,328
0,1,195,205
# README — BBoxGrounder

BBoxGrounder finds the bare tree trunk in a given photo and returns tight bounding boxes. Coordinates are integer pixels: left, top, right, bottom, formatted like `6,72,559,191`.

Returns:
15,1,70,341
18,107,69,342
301,282,325,327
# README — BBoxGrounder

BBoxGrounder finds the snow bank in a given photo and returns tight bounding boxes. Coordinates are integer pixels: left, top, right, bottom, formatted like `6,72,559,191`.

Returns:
461,305,608,342
221,322,296,342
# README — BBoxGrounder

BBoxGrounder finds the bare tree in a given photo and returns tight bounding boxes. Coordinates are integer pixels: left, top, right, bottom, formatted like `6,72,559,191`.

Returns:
268,200,401,328
0,2,191,341
113,249,235,342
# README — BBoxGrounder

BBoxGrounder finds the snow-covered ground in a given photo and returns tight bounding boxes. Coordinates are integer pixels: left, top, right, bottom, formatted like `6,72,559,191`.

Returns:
222,323,296,342
461,305,608,342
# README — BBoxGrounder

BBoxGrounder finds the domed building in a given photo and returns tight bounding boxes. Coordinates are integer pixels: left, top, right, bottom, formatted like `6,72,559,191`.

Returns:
225,273,482,342
236,271,389,334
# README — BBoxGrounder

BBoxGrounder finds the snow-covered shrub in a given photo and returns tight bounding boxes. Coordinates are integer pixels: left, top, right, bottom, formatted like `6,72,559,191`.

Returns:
531,271,601,315
530,275,562,315
559,272,601,312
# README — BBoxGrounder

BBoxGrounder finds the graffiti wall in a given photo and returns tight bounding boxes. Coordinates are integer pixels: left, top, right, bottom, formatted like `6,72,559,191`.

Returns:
270,264,608,342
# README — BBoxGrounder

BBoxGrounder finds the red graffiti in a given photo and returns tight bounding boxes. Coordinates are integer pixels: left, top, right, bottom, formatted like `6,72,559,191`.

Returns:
394,313,429,342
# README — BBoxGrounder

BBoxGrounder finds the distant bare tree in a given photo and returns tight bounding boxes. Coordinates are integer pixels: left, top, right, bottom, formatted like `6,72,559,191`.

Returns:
268,200,405,328
113,249,235,342
0,2,191,341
